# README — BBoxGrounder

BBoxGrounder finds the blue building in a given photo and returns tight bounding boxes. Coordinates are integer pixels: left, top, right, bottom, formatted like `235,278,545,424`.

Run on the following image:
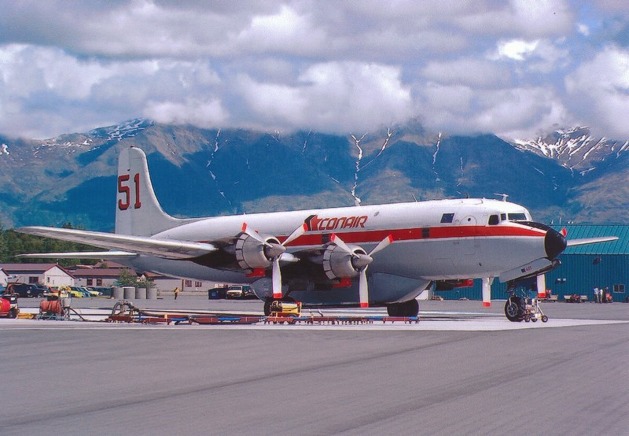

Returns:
440,225,629,303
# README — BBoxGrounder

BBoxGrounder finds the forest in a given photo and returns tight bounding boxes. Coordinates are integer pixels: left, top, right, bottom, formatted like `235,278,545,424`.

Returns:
0,222,99,267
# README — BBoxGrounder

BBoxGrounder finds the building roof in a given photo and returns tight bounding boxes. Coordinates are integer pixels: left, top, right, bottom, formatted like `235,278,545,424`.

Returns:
70,266,161,279
71,269,126,278
0,263,75,276
555,225,629,255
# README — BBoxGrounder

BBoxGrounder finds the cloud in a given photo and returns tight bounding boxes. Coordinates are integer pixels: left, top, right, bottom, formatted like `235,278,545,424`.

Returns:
565,45,629,138
236,62,413,133
495,39,540,61
144,98,229,126
0,0,627,140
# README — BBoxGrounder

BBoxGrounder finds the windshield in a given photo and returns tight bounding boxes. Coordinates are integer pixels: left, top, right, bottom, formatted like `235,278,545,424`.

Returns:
508,213,527,221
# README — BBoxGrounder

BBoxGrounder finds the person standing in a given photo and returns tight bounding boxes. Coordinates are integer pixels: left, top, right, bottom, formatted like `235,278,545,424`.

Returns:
594,287,600,303
174,286,180,300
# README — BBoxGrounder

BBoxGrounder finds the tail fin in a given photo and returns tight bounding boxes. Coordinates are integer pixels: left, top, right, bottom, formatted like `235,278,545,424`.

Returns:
115,147,180,236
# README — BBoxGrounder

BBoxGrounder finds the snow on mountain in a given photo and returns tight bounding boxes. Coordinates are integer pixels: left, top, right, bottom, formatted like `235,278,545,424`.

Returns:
511,126,629,174
88,118,154,142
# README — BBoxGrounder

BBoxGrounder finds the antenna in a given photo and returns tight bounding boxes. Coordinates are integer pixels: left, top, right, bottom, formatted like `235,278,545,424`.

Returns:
494,193,509,202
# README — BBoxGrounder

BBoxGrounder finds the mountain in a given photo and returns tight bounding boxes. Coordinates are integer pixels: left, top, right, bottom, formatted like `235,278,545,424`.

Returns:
512,126,629,174
0,119,627,231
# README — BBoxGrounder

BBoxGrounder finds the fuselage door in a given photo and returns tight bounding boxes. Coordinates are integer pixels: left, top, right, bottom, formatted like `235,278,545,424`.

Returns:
460,215,478,257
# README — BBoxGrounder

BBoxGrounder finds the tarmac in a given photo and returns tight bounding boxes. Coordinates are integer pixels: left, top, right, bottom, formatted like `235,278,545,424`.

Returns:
1,296,628,435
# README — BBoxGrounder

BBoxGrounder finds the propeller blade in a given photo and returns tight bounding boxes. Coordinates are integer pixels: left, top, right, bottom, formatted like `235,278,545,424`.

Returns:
283,223,307,246
359,268,369,308
330,233,353,254
272,258,283,299
241,223,266,244
370,234,393,256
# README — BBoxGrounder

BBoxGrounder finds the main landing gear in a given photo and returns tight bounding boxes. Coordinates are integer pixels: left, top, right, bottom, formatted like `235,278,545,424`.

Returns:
386,299,419,317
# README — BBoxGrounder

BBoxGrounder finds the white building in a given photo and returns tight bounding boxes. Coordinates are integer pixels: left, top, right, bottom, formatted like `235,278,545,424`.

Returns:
0,267,8,287
0,263,75,288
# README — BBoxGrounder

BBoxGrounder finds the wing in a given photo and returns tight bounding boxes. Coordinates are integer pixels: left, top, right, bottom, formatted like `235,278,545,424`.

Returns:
567,236,618,247
16,226,217,260
18,251,138,259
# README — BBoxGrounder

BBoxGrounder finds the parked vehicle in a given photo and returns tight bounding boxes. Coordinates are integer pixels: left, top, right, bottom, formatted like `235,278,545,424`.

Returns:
67,287,86,298
82,287,102,297
74,286,97,297
88,286,113,297
6,283,46,298
225,285,255,299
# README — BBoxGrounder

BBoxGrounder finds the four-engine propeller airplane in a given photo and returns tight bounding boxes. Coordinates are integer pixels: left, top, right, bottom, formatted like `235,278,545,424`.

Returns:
17,147,617,319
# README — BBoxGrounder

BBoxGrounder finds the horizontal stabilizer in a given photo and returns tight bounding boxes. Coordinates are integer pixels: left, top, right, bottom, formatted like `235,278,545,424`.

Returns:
18,251,137,259
567,236,618,247
16,226,216,260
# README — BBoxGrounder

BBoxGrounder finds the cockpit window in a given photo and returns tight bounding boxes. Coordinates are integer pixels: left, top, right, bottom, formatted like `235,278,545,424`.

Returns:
500,213,507,221
440,213,455,223
488,215,500,225
508,213,527,221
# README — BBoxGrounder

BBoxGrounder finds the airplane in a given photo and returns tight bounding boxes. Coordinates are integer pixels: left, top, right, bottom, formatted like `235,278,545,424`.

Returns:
17,146,618,319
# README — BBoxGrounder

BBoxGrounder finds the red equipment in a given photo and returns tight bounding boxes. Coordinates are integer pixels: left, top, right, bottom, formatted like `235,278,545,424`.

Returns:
0,294,19,318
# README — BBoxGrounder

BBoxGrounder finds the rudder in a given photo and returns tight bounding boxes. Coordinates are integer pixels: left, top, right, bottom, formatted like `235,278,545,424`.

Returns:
115,147,180,236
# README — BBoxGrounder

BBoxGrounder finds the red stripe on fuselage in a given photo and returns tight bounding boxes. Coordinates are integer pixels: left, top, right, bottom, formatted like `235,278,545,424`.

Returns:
277,225,545,247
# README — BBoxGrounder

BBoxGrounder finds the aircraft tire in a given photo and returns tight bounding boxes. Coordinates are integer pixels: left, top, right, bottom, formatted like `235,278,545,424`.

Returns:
263,300,272,316
386,304,400,317
504,297,524,322
404,299,419,317
387,299,419,317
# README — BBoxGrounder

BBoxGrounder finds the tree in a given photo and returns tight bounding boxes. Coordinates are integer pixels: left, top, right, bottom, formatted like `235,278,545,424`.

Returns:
115,269,139,287
0,225,100,266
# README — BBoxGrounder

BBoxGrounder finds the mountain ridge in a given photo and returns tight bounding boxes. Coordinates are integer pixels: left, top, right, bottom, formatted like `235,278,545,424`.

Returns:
0,119,627,230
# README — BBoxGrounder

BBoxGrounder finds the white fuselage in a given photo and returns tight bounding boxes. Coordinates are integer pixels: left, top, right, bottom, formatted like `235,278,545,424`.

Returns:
122,198,547,303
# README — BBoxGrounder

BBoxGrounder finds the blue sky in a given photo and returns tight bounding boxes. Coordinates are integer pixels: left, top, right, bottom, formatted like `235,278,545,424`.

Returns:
0,0,627,140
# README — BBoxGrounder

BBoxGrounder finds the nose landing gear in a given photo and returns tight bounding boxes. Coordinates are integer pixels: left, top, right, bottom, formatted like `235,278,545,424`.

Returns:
505,290,548,323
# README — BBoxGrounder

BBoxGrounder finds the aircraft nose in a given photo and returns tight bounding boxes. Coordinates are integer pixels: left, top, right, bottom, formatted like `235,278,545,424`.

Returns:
545,227,567,260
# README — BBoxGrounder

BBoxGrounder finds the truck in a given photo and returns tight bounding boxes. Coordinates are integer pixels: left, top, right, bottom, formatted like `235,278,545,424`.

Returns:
225,285,255,299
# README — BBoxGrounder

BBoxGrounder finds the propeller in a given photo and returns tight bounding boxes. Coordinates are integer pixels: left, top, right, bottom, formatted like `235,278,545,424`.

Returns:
330,233,393,308
241,222,307,299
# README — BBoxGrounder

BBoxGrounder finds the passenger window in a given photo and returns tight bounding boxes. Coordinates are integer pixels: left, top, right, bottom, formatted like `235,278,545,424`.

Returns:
488,215,499,225
441,213,454,223
500,213,507,221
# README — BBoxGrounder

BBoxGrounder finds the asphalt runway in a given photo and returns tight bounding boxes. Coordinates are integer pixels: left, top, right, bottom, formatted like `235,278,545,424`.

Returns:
1,297,628,435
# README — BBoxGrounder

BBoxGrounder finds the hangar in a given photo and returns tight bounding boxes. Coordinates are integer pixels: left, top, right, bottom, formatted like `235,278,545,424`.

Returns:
440,225,629,303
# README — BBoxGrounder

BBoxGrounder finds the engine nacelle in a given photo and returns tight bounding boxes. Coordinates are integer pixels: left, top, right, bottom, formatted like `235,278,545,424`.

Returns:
322,244,366,280
235,233,281,270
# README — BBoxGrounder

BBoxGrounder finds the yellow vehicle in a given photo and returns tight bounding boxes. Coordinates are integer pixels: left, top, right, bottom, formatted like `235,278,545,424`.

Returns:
268,300,301,317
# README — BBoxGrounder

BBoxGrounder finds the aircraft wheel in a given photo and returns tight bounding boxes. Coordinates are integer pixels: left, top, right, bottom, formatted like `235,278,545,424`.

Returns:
386,304,400,317
505,297,523,322
387,300,419,317
404,299,419,317
263,300,272,316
